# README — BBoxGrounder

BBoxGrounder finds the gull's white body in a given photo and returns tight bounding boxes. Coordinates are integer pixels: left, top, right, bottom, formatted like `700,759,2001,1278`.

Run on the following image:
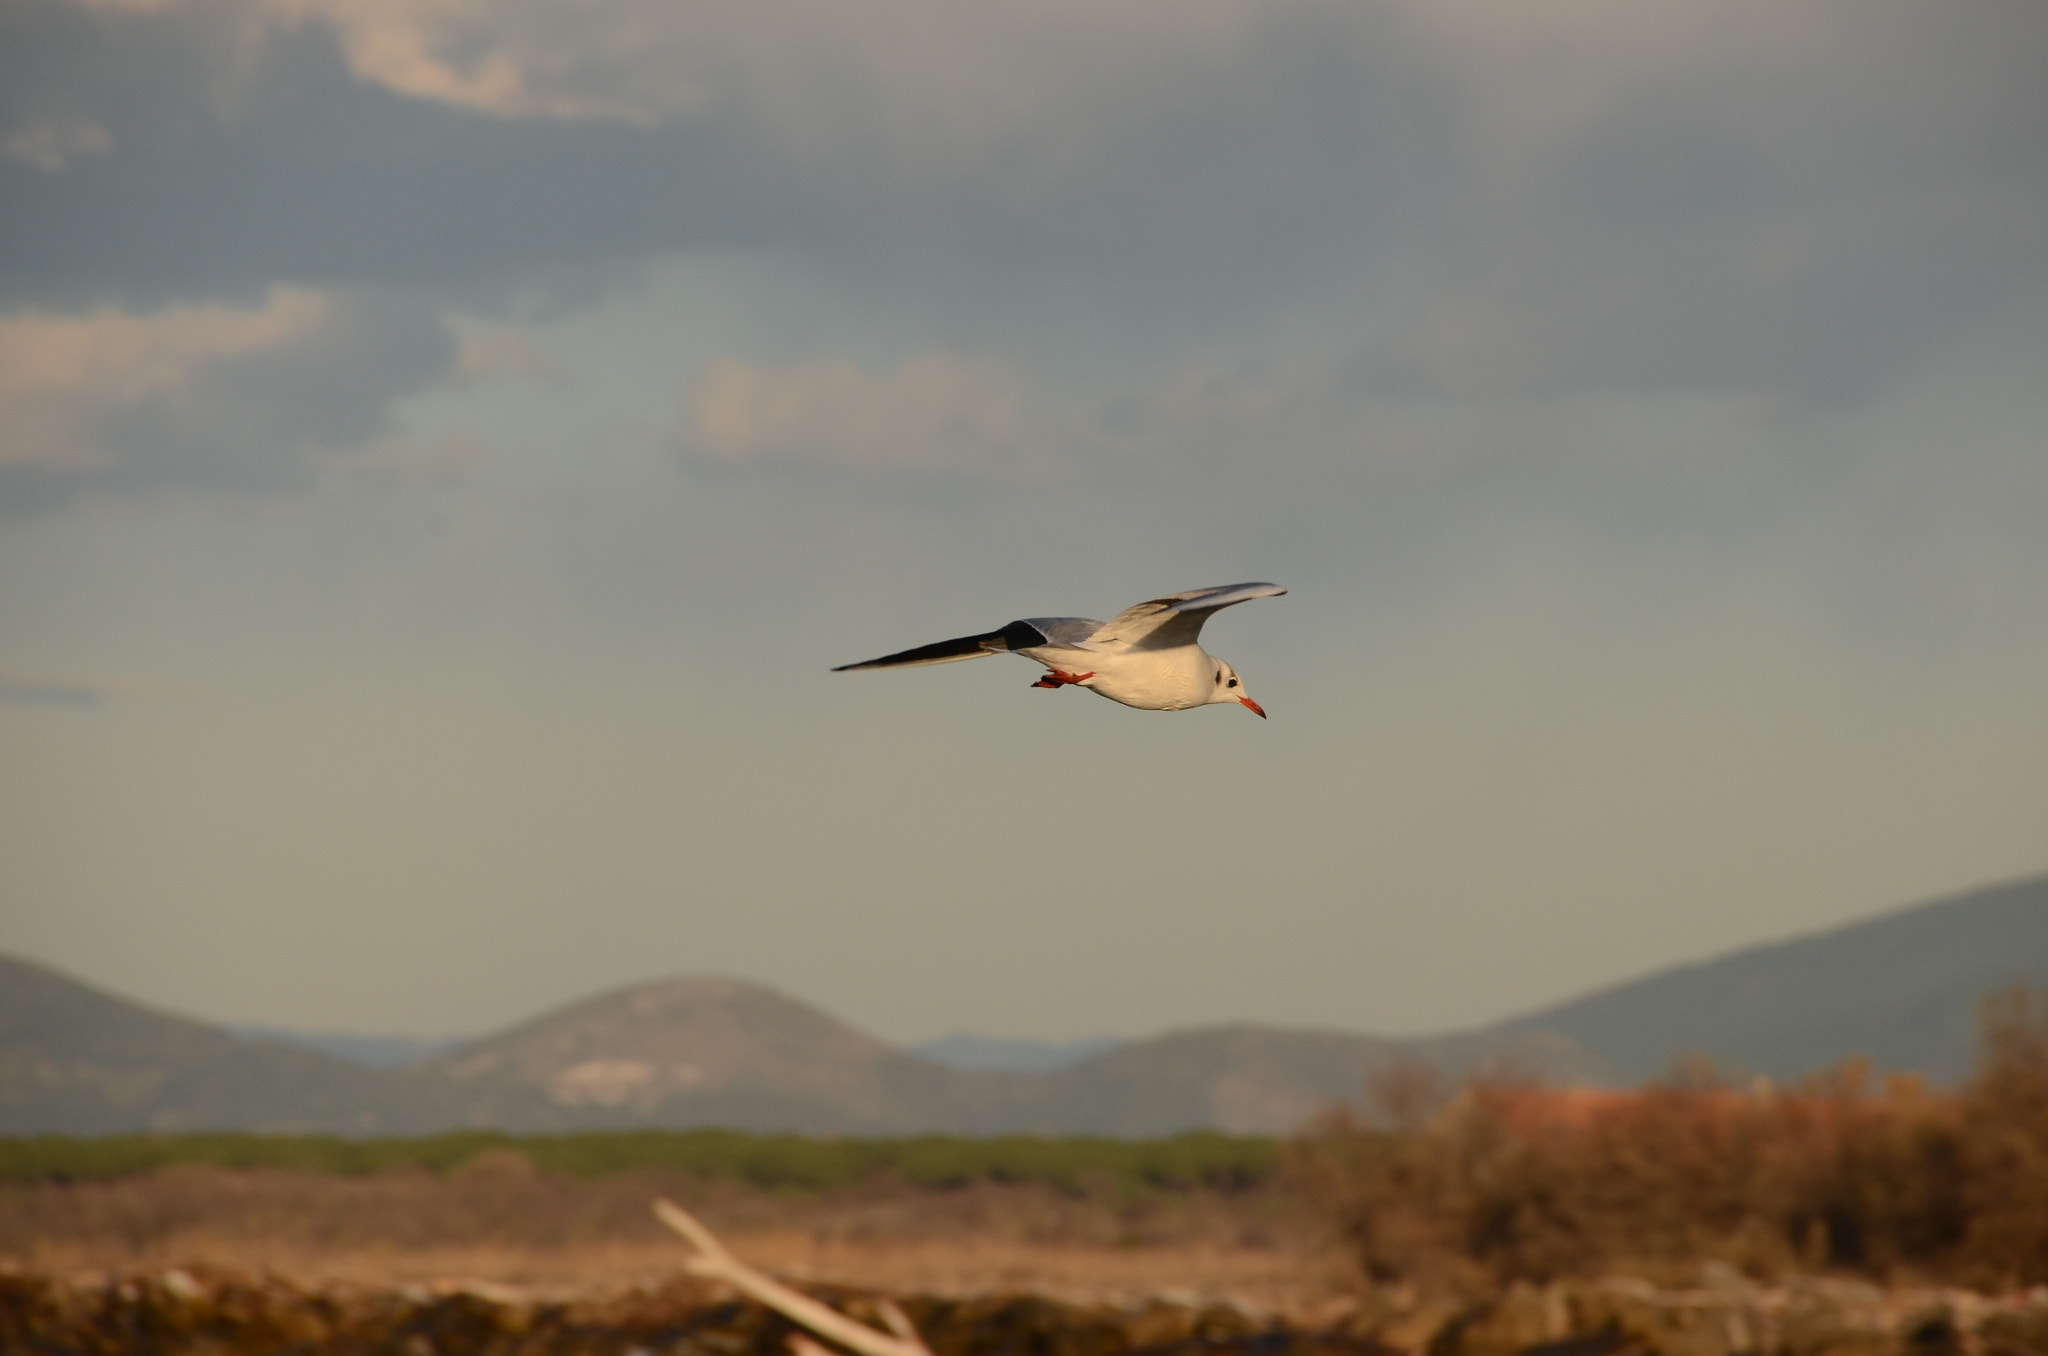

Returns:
1010,636,1220,710
833,583,1286,716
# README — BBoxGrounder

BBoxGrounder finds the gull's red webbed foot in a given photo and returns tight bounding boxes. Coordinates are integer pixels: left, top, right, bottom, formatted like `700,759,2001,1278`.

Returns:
1030,668,1096,689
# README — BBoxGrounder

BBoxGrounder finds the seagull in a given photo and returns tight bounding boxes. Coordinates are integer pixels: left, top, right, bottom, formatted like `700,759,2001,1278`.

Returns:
833,583,1286,716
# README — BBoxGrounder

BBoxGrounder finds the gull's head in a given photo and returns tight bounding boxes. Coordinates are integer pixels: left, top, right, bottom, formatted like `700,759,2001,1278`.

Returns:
1206,659,1266,718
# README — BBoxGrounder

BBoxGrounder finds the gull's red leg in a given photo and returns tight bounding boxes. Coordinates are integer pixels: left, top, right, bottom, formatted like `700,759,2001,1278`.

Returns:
1030,668,1097,689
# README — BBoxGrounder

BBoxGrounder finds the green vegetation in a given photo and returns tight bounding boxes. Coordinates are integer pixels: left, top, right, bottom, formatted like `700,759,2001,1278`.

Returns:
0,1127,1279,1192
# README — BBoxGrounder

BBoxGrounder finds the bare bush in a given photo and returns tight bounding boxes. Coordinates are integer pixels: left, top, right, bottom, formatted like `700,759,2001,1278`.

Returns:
1294,987,2048,1290
1959,986,2048,1284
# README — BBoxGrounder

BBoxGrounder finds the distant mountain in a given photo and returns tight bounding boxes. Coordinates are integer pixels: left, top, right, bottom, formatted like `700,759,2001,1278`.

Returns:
387,978,1601,1135
913,1034,1127,1073
0,961,1601,1136
1485,874,2048,1083
912,1024,1612,1136
0,955,402,1135
397,976,959,1134
4,872,2040,1136
229,1026,459,1069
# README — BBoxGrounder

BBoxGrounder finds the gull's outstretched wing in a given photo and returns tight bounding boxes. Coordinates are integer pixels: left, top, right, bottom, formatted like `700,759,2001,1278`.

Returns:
1086,583,1286,651
833,616,1101,671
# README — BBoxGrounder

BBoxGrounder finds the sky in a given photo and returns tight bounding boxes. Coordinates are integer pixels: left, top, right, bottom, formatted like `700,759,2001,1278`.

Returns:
2,0,2044,1047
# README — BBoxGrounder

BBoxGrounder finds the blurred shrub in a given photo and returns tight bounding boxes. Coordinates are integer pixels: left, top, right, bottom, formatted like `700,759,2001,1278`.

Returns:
1960,987,2048,1284
1292,986,2048,1288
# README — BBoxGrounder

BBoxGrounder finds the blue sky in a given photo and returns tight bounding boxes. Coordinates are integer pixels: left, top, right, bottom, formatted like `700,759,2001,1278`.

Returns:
2,0,2044,1044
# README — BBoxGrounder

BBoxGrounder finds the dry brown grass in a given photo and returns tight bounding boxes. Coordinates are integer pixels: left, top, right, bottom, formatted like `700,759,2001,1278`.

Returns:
0,1154,1348,1317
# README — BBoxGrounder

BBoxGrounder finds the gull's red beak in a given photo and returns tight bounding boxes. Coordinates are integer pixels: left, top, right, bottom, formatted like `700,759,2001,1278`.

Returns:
1239,696,1267,719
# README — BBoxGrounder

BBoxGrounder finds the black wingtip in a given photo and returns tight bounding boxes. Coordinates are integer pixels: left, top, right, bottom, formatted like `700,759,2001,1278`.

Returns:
831,628,1012,671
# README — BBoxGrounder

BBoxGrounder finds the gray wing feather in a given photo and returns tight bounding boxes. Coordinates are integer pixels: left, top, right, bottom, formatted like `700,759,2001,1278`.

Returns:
1015,616,1105,649
1087,583,1286,649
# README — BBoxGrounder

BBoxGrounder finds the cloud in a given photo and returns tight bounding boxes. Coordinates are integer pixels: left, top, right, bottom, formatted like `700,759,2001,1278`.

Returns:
275,0,1263,139
2,117,111,171
0,677,108,708
1363,0,2048,405
267,0,708,126
0,0,2040,411
0,0,723,305
674,347,1389,486
685,352,1028,472
0,286,457,509
0,287,330,470
452,325,563,386
0,671,188,707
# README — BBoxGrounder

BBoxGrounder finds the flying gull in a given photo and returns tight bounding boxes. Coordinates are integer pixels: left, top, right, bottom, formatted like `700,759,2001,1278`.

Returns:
833,583,1285,717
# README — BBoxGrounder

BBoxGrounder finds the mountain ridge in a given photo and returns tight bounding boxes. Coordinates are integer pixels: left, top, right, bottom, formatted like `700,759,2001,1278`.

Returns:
4,871,2041,1135
1482,873,2048,1082
0,956,402,1135
0,955,1605,1136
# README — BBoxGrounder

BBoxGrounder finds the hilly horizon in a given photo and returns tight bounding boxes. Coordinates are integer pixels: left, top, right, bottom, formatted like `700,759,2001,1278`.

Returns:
394,975,963,1136
3,871,2042,1136
1487,873,2048,1083
0,957,402,1136
355,974,1615,1137
0,955,1614,1138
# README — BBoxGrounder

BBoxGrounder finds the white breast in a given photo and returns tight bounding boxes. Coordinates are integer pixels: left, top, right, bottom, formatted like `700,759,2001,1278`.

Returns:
1022,643,1214,711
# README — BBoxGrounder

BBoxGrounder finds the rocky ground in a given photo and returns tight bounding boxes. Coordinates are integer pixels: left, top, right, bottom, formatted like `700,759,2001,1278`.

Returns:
4,1266,2045,1356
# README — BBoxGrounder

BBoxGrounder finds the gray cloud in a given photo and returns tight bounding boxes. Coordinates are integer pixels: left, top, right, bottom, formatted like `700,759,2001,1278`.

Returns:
0,287,456,512
5,0,2036,409
0,0,1448,334
0,676,106,708
0,2,767,309
0,0,2041,523
0,671,187,707
1364,1,2048,405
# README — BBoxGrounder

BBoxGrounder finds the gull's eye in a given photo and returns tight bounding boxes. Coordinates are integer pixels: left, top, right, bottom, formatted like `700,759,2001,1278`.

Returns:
1227,678,1239,688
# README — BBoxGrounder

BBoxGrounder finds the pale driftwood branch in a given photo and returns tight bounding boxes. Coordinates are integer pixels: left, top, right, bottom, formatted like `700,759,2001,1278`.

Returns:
876,1300,919,1344
652,1198,933,1356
